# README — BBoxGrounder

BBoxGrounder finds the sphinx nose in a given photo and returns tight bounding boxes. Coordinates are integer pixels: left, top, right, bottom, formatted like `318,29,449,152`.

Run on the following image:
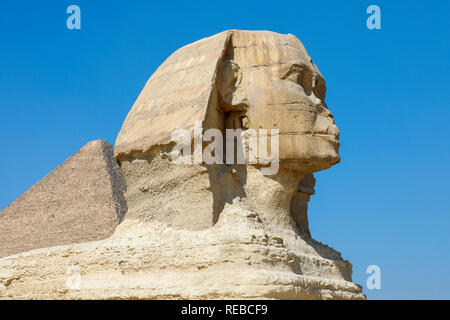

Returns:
330,123,340,139
326,113,340,138
324,108,340,138
313,106,339,138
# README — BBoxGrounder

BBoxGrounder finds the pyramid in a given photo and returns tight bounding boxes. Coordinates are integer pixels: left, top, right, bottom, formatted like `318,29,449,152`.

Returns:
0,140,127,258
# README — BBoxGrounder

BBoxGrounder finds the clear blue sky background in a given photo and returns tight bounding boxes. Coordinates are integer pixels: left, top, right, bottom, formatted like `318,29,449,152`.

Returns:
0,0,449,299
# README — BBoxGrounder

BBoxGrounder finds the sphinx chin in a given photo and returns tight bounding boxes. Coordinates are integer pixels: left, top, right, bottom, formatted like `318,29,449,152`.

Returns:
279,157,340,174
277,136,341,173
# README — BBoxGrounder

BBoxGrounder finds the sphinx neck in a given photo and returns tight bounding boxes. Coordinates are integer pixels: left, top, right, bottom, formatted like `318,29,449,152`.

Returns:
238,167,305,232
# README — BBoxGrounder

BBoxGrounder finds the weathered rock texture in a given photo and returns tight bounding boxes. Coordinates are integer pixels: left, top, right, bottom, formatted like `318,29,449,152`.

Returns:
0,30,364,300
0,140,127,258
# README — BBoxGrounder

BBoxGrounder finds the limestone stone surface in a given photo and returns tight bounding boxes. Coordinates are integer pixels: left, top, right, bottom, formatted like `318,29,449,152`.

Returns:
0,140,127,258
0,203,363,299
0,30,365,300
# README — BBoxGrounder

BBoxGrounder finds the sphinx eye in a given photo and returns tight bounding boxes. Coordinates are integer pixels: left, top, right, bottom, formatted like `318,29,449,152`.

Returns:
283,64,313,95
283,67,300,83
313,75,326,101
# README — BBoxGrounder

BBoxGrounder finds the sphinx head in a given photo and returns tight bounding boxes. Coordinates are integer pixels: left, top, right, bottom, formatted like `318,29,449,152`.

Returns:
217,31,340,174
115,30,339,176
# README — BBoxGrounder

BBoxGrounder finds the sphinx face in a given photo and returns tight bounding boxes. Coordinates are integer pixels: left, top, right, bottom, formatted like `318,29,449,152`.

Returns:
222,32,340,173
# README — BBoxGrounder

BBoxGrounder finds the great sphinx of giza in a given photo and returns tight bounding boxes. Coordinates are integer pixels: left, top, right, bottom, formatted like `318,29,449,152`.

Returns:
0,30,364,299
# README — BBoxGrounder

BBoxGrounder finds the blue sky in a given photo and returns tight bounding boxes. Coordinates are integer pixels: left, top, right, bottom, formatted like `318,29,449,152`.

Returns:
0,0,449,299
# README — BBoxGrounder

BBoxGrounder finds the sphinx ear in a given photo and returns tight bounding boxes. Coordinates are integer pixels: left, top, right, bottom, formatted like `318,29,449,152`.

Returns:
217,58,243,106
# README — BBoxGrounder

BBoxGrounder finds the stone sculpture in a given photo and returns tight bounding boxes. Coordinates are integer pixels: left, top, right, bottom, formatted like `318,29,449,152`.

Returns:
0,30,364,300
